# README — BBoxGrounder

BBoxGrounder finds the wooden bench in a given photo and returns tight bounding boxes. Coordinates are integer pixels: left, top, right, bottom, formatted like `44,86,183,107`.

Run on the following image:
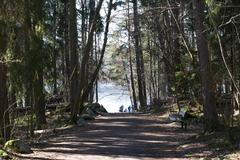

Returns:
169,107,196,130
177,108,188,130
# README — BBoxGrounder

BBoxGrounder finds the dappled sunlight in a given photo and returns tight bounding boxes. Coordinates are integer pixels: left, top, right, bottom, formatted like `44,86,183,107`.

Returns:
28,153,167,160
1,0,239,159
86,129,110,133
93,122,132,127
17,113,221,160
139,132,170,138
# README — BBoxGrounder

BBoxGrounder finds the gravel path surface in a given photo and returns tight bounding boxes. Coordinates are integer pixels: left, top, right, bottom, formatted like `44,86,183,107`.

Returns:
16,113,220,160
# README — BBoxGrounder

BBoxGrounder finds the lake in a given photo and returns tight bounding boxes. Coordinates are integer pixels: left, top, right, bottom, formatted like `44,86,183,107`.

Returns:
98,83,132,113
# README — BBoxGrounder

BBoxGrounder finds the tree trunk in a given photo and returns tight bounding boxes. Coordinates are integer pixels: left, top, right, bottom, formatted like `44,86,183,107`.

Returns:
33,68,46,129
32,0,47,129
69,0,80,124
23,0,34,135
193,0,219,131
127,0,137,110
173,0,181,66
77,0,104,115
133,0,147,109
80,0,113,108
64,0,70,103
0,62,10,140
53,2,58,95
0,20,10,139
95,34,99,103
87,0,96,102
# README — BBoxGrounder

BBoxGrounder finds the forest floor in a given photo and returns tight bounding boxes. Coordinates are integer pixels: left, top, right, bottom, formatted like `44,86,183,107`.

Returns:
14,112,239,160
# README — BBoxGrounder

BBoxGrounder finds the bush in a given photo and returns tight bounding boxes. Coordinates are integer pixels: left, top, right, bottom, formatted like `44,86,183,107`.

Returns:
0,149,9,159
4,139,32,154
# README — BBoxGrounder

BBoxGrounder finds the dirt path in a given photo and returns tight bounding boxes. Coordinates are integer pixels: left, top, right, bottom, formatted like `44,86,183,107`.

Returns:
17,113,221,160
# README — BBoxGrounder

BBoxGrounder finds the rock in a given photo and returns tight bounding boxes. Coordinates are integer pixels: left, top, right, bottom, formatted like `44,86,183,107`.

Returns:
80,114,95,121
77,118,87,126
4,139,32,154
84,103,108,114
85,108,97,117
98,105,108,113
81,103,107,120
84,103,100,114
0,149,9,159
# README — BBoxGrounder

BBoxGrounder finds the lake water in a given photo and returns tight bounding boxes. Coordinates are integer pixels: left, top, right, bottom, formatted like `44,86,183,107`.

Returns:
98,83,132,113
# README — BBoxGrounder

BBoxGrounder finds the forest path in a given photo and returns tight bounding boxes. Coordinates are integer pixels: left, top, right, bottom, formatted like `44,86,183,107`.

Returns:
19,113,212,160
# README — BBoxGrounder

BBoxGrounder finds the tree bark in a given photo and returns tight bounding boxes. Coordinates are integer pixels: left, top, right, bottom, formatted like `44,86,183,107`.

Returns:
33,68,46,129
23,0,34,136
133,0,147,109
32,0,47,129
0,62,10,139
69,0,80,124
64,0,70,102
127,0,137,110
173,0,181,66
80,0,113,108
53,1,58,95
0,20,10,139
70,0,104,123
193,0,219,131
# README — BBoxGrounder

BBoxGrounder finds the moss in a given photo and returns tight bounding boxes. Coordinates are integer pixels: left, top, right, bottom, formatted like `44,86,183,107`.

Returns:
0,149,10,159
84,103,107,114
208,135,234,151
4,139,32,154
14,115,36,126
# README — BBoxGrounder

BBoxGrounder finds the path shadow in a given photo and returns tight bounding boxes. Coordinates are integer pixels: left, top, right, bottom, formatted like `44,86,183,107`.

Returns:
18,113,217,159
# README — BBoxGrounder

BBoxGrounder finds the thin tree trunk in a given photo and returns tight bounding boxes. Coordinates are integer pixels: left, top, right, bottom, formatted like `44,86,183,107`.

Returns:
80,0,113,108
64,0,70,102
23,0,33,136
127,0,137,110
129,47,137,109
0,19,10,139
95,34,99,103
69,0,80,124
173,0,181,66
53,2,58,95
87,0,96,102
133,0,147,109
70,0,104,123
0,61,10,140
